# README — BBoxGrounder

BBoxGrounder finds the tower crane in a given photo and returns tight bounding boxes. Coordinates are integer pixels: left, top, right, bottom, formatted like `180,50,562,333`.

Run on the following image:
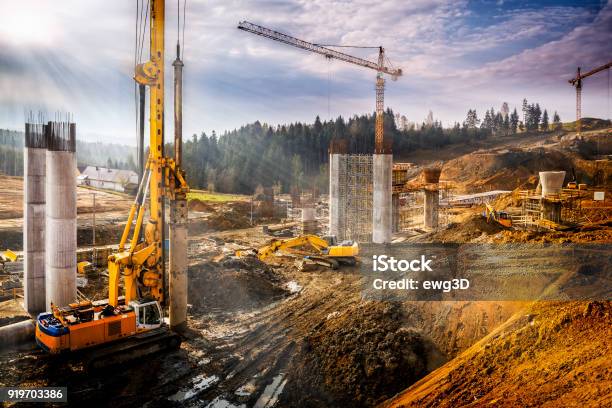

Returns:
237,21,402,152
568,61,612,135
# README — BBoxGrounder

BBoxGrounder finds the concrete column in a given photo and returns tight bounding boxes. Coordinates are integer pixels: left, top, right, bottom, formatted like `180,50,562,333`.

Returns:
423,189,439,230
539,171,566,197
169,200,188,331
24,123,47,314
329,153,342,239
169,46,188,332
45,123,76,309
373,154,392,243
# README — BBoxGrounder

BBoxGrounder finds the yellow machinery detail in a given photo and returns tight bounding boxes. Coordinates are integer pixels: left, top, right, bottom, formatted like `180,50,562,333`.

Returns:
484,203,512,228
237,235,359,269
0,249,18,273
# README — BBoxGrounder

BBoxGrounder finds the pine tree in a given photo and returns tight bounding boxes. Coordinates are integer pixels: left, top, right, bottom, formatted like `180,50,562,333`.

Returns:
483,110,491,129
541,109,549,131
552,111,562,130
510,108,519,134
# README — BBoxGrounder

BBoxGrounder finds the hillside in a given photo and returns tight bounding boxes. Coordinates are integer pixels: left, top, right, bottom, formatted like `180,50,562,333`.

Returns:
382,301,612,407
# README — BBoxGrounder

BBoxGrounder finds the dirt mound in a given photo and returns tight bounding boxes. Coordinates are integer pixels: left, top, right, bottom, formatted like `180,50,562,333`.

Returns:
281,302,444,408
188,258,288,314
563,117,612,132
206,211,251,231
384,301,612,407
428,214,505,243
495,222,612,244
441,148,571,192
188,199,216,212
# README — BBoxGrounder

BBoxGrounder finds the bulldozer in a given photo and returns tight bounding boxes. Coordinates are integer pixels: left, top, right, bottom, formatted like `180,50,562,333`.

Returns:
236,235,359,270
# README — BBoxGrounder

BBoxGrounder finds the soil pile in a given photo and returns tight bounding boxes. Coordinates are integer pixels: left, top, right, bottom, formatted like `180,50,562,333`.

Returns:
188,199,216,212
188,257,288,313
441,148,571,192
384,301,612,407
428,215,505,243
189,201,252,233
495,221,612,244
281,302,444,408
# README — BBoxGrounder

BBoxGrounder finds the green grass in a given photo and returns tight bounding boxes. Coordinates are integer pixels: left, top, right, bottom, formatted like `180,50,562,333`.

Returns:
187,190,248,202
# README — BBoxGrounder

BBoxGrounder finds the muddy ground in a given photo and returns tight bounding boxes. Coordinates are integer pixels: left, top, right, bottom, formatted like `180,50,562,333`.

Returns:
0,219,528,407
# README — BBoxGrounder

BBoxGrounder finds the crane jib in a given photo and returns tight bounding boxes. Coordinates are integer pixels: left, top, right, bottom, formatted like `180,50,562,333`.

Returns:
237,21,402,77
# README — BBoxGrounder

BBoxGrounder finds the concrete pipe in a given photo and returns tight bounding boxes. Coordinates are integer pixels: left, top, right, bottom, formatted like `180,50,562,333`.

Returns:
0,320,35,352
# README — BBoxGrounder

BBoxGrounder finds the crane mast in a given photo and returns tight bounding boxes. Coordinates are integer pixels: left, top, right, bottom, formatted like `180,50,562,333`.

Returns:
568,61,612,135
237,21,402,151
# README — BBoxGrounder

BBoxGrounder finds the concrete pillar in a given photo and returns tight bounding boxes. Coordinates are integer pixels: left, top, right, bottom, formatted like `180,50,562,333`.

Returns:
539,171,566,197
329,153,341,239
373,154,392,243
169,46,188,332
45,122,77,309
24,123,47,314
423,189,439,230
169,200,188,331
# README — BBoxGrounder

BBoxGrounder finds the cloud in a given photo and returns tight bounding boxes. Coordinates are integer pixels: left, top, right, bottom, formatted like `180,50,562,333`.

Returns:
0,0,609,144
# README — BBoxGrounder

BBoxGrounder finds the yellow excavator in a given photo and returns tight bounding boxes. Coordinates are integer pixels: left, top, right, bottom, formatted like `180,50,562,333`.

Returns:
237,235,359,270
0,249,18,274
483,203,512,228
35,0,189,369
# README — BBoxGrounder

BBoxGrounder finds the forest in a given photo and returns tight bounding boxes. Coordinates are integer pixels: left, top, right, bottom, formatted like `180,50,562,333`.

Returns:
179,102,560,194
1,100,560,194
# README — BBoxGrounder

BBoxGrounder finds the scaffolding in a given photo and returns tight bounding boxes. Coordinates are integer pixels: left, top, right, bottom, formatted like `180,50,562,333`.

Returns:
397,191,423,230
336,154,373,242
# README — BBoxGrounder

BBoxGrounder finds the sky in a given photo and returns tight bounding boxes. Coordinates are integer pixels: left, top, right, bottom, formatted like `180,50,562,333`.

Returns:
0,0,611,146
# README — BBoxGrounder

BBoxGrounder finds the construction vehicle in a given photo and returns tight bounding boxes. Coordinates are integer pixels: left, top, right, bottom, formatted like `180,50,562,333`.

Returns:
237,235,359,270
77,261,93,275
0,249,18,274
35,0,189,368
568,61,612,135
237,21,402,153
483,203,512,228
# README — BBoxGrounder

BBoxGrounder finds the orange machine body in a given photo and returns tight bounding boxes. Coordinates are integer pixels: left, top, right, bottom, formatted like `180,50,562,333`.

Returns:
35,300,140,354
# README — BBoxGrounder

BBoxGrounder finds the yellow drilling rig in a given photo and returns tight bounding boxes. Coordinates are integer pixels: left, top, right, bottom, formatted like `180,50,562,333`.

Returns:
35,0,190,369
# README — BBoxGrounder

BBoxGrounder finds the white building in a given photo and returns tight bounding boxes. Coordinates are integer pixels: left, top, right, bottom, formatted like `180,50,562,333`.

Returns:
78,166,138,193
